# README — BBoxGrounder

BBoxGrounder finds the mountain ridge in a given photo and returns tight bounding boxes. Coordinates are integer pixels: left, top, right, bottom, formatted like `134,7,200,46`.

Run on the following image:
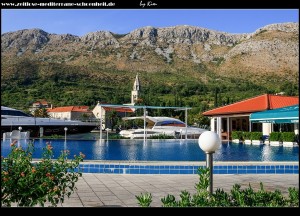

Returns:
1,22,298,110
2,22,297,49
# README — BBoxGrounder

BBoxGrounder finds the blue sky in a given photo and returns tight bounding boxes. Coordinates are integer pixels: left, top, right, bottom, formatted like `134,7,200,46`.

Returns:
1,9,298,36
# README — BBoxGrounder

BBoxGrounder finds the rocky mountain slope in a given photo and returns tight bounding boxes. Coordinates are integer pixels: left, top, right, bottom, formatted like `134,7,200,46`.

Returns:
1,22,298,110
2,22,298,80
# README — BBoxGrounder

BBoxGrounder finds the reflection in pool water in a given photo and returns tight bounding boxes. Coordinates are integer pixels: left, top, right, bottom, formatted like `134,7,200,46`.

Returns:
1,139,298,161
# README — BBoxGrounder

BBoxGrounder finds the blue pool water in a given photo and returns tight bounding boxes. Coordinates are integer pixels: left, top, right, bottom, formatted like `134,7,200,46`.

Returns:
1,139,298,161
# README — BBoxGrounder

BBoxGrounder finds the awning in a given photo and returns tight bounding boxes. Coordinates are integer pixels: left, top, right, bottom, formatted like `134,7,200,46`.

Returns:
250,105,299,124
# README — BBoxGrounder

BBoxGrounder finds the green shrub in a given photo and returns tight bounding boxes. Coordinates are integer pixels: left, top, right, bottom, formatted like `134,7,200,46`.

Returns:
231,131,243,140
281,132,295,142
161,194,177,207
269,132,282,142
149,134,175,139
109,134,130,139
136,167,299,207
242,131,251,140
288,187,299,206
1,140,84,207
135,193,152,207
42,134,64,139
250,132,263,140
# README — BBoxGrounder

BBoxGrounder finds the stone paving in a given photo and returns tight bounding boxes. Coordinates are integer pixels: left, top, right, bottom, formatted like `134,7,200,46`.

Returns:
57,173,299,207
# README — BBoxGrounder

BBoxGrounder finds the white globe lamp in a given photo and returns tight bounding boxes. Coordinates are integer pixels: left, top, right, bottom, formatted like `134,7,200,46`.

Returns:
18,126,22,140
198,131,221,194
198,131,221,153
64,127,68,141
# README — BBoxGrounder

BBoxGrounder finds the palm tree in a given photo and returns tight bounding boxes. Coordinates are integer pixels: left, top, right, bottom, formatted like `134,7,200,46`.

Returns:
33,108,50,118
106,110,119,131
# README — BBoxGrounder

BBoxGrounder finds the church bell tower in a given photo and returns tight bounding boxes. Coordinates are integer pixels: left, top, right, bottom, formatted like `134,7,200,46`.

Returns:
131,74,140,105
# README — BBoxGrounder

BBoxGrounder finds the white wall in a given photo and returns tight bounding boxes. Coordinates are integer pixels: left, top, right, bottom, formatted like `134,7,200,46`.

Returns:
49,112,71,120
294,123,299,135
262,123,272,136
210,117,215,132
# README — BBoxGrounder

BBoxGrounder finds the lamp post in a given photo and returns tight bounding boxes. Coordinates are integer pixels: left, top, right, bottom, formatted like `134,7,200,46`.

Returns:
64,127,68,141
18,126,22,140
198,131,221,194
106,128,109,142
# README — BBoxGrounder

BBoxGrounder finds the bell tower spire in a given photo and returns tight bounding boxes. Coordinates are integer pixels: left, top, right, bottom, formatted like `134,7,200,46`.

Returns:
131,74,140,104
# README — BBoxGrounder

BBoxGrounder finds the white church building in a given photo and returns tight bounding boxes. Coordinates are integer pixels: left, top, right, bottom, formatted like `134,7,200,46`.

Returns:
92,74,140,129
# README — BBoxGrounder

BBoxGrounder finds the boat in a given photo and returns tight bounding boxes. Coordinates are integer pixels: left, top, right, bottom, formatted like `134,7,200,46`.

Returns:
1,106,97,138
119,116,207,139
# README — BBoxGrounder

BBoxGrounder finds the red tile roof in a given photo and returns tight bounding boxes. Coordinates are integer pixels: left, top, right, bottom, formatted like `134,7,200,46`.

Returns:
103,107,134,113
33,99,49,105
203,94,299,116
48,106,90,113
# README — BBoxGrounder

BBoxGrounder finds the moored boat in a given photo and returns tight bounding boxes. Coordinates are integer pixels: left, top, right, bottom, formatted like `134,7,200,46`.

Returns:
1,106,97,137
119,116,207,139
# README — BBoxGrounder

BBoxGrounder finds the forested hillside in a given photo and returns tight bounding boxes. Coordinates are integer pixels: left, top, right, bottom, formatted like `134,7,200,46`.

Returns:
1,22,298,123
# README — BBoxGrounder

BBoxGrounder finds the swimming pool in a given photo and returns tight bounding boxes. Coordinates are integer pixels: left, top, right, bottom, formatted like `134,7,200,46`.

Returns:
1,139,298,161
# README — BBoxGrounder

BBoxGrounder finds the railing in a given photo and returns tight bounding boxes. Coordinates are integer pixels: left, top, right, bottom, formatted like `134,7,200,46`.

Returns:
3,117,99,123
3,130,30,139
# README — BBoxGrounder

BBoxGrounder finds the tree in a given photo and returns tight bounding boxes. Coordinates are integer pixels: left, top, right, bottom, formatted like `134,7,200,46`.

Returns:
192,113,210,128
1,141,84,207
214,87,219,108
81,113,90,121
106,110,119,131
33,108,50,118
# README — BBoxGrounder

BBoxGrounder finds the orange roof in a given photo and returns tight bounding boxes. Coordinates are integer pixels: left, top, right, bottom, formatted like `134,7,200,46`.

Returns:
33,99,49,105
203,94,299,116
103,107,134,113
48,106,90,113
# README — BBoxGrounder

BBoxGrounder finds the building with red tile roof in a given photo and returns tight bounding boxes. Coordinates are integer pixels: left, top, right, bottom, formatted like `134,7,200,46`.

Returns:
102,106,135,113
48,106,95,121
203,94,299,116
48,106,89,113
202,94,299,140
29,99,52,114
92,102,135,130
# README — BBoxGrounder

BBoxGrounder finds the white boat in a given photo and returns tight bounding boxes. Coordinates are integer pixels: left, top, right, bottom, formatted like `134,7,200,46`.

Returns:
119,116,207,139
1,106,97,137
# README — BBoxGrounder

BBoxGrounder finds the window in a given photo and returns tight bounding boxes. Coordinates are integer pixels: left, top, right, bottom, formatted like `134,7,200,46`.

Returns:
155,120,185,127
1,110,31,117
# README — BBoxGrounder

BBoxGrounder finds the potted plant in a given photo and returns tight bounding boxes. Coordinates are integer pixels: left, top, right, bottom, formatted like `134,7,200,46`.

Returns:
269,132,282,146
281,132,295,147
242,131,252,144
231,131,242,143
250,132,263,145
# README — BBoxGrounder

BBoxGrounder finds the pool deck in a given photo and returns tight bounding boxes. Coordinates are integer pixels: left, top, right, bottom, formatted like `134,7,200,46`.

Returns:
58,173,298,207
8,161,299,207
